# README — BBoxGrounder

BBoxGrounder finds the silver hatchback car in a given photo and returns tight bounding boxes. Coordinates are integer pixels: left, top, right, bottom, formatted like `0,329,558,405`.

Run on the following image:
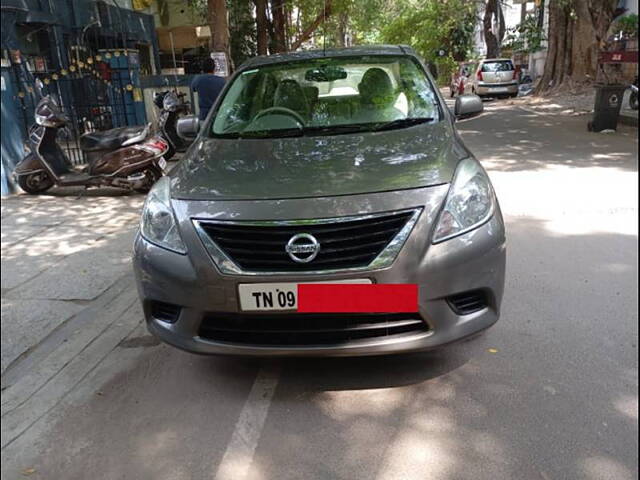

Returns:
471,58,519,99
133,46,506,356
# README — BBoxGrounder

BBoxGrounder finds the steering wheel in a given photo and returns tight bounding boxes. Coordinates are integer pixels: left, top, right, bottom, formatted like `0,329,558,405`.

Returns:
252,106,306,126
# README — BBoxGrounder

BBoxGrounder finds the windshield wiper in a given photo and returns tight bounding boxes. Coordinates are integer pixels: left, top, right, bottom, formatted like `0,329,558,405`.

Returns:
302,124,373,135
371,117,435,132
231,128,305,139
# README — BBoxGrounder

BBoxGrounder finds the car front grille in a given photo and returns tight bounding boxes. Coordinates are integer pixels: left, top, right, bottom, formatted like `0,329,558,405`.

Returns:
195,209,418,273
198,312,429,346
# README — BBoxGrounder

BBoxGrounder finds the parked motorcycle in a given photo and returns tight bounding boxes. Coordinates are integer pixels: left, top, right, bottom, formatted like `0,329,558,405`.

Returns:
154,90,192,160
14,86,169,195
630,76,638,111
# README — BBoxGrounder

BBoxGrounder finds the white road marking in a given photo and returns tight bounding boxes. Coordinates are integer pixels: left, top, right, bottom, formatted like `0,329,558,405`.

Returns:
213,364,281,480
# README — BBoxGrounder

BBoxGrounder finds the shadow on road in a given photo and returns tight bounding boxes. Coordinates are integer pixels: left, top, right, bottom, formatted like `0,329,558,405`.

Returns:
459,107,638,173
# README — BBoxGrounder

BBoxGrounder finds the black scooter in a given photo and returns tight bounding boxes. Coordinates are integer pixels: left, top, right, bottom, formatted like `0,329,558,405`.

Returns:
14,86,169,195
154,90,192,160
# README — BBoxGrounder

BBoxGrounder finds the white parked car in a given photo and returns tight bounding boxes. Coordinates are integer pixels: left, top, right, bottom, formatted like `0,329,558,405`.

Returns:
470,58,518,99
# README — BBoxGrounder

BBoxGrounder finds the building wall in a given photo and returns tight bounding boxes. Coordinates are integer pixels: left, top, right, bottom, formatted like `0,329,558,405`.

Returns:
143,0,205,29
623,0,638,15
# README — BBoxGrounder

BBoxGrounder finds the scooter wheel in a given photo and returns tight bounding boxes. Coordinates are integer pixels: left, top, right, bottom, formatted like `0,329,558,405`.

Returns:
17,172,53,194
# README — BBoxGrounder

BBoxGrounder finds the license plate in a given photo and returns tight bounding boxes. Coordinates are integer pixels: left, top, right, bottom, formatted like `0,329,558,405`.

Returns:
491,87,509,93
238,280,372,312
158,157,167,171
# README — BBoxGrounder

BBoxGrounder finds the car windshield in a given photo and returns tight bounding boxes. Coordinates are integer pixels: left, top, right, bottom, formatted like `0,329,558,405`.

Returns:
482,61,514,72
211,55,440,138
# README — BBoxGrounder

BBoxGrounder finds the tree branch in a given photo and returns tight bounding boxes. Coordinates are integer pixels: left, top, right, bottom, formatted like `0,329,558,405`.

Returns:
290,0,333,51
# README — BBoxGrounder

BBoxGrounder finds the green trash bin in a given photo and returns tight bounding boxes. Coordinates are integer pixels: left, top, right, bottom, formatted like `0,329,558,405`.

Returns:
588,84,626,132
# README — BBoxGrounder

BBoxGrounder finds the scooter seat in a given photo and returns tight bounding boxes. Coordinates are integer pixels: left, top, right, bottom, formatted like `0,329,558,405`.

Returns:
80,125,148,152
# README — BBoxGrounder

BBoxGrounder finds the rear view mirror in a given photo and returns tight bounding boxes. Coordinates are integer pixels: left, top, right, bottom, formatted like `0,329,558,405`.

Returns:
454,94,483,119
305,66,348,82
177,115,200,139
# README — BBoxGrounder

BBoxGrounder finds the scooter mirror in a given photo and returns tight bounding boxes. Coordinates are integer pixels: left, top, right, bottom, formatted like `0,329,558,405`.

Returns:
35,78,44,96
176,115,200,139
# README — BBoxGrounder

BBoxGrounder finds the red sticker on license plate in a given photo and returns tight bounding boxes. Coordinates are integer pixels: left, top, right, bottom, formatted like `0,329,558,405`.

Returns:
297,284,418,313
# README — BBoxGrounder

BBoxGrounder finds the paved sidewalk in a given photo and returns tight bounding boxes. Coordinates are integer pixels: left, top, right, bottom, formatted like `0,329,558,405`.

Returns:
1,189,145,377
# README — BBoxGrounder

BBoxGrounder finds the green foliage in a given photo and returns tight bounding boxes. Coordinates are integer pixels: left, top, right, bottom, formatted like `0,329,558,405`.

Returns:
186,0,207,22
288,0,388,48
379,0,478,70
193,0,482,73
614,14,639,38
229,0,256,66
503,14,547,54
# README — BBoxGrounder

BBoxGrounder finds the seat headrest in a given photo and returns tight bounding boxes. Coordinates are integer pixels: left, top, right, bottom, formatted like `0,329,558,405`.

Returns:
358,68,395,106
274,79,309,116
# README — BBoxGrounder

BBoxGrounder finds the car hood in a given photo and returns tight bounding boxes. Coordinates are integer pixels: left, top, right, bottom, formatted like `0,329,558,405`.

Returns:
170,121,464,201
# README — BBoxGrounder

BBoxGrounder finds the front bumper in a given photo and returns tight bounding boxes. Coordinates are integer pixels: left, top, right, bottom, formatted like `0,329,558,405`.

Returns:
133,188,506,356
476,82,518,96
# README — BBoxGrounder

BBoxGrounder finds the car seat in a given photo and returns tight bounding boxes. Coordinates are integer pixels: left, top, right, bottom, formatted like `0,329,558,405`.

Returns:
274,79,311,119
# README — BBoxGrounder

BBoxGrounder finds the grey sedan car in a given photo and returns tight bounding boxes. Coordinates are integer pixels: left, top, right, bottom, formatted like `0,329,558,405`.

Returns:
133,45,506,356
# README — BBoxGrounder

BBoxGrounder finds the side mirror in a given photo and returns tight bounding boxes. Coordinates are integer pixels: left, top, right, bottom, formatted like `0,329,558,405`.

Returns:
454,94,483,119
176,115,200,139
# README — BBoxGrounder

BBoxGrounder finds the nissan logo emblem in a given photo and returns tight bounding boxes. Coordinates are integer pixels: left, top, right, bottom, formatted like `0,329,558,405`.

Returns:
285,233,320,263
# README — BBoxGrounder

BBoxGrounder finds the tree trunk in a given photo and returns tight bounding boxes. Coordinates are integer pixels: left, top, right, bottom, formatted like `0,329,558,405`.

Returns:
255,0,268,55
483,0,505,58
335,11,348,47
270,0,287,53
536,0,619,93
290,0,333,51
208,0,231,71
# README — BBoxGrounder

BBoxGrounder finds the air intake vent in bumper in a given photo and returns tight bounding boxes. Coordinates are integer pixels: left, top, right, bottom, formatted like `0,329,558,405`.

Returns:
198,313,429,346
150,301,181,323
447,290,488,315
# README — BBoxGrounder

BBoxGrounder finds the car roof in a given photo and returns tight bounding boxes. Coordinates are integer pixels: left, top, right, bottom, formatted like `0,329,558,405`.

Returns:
239,45,419,70
480,58,513,63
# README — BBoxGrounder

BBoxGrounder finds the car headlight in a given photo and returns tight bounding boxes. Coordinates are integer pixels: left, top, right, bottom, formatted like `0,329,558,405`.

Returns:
140,176,187,253
433,158,495,243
